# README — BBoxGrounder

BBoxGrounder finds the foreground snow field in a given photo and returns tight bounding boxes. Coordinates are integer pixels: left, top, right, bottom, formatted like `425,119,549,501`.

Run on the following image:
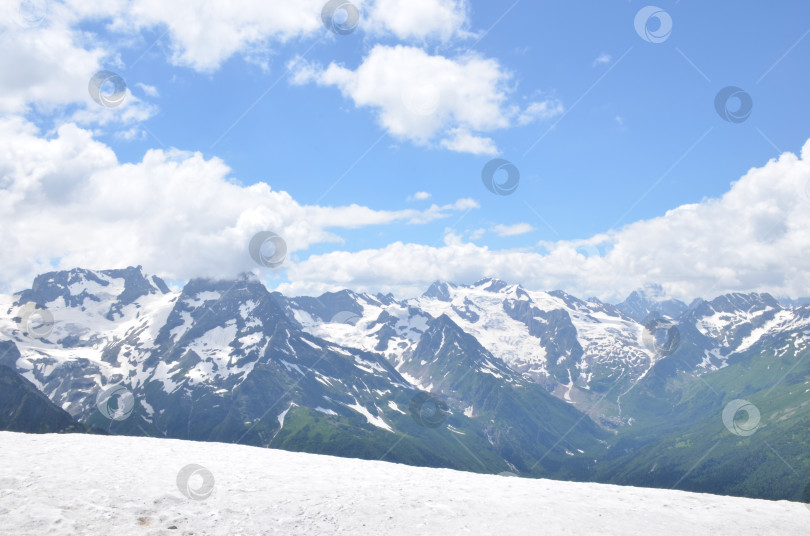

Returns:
0,432,806,535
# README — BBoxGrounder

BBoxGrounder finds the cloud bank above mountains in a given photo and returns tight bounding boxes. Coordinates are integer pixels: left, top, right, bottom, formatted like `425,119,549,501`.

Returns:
1,114,809,302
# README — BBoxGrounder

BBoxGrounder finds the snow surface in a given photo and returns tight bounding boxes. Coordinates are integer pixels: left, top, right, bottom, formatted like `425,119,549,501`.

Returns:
0,432,806,535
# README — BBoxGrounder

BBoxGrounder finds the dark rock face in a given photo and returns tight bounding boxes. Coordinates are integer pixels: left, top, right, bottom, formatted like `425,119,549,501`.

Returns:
0,359,86,434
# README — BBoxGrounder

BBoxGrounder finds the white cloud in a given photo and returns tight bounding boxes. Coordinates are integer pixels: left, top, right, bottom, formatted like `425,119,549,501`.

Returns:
114,126,147,141
592,53,611,67
408,191,432,201
291,45,520,154
104,0,325,72
492,223,535,237
517,100,564,126
440,128,498,156
0,1,512,148
47,0,470,73
365,0,470,41
400,198,479,224
0,118,477,292
469,228,486,240
0,8,156,128
70,90,158,127
5,118,810,303
136,83,160,98
0,16,106,114
278,141,810,302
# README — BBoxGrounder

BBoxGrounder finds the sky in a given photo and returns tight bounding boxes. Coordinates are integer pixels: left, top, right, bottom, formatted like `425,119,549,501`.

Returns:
2,0,810,302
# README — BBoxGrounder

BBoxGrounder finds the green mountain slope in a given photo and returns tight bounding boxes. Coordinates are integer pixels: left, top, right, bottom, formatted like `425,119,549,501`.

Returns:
597,330,810,501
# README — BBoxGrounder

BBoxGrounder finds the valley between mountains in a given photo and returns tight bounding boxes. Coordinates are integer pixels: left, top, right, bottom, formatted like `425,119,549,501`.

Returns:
2,267,809,502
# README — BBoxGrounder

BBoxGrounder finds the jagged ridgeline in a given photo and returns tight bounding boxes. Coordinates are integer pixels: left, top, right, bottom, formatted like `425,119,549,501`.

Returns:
2,267,809,501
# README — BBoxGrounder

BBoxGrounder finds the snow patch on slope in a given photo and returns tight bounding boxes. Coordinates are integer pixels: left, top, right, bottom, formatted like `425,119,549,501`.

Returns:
2,432,806,536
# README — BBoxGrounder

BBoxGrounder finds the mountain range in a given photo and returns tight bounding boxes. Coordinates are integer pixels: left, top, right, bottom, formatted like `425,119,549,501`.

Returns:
1,266,809,502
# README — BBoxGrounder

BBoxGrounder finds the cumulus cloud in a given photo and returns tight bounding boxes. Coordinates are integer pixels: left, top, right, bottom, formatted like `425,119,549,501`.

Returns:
122,0,471,70
0,5,157,128
0,118,478,292
132,0,325,71
47,0,471,72
4,118,810,303
290,44,547,154
0,15,105,114
365,0,471,41
278,141,810,302
0,0,472,115
0,1,528,153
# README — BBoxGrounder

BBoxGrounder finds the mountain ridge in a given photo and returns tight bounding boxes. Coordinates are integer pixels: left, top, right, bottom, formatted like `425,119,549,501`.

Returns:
3,266,810,501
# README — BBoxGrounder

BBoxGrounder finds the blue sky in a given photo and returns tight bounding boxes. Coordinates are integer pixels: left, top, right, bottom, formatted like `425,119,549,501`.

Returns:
3,0,810,300
108,1,810,242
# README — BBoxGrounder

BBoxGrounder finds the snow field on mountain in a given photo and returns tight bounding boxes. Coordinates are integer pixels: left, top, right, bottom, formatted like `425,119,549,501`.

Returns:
417,284,552,371
1,432,806,535
0,274,177,393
